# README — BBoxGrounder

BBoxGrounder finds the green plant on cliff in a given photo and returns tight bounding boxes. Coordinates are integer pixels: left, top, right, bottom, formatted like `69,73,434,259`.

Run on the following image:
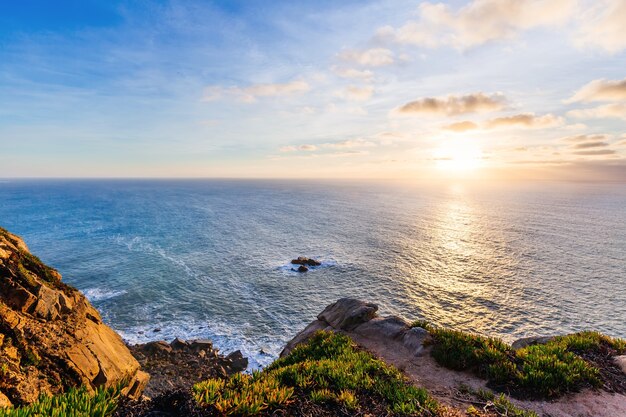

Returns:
0,386,120,417
424,326,625,398
194,331,440,416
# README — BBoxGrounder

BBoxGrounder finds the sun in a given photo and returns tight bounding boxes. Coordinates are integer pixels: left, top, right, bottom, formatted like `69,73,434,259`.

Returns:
433,140,484,172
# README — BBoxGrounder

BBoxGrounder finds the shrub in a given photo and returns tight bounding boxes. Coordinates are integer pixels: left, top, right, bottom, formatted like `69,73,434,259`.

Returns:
0,386,120,417
428,328,625,398
194,331,440,416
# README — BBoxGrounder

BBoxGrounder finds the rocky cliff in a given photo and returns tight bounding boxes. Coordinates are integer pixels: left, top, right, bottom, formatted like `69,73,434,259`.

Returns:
0,227,148,407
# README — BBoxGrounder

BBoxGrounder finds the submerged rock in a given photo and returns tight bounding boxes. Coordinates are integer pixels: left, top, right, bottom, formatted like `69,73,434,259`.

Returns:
297,265,308,273
0,227,148,407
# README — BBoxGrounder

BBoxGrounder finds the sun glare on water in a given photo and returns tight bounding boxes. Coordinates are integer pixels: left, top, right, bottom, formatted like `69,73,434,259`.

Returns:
434,140,484,172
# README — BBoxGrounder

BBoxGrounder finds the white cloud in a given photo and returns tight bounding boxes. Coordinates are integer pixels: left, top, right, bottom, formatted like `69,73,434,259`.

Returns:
203,80,310,102
395,92,506,116
442,121,479,132
279,144,317,152
568,78,626,103
575,0,626,53
331,66,374,82
379,0,575,49
561,134,610,142
338,48,394,67
335,86,374,101
568,103,626,120
485,113,564,129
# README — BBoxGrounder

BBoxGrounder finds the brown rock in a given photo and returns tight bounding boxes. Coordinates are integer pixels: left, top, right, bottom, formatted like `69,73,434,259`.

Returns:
318,298,378,331
0,227,147,406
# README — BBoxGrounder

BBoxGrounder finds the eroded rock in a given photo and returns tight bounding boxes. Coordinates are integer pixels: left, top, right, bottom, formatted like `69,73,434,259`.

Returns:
0,227,147,406
318,298,378,331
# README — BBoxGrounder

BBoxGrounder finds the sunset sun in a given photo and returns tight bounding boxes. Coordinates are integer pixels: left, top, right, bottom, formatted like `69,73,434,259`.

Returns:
434,140,484,172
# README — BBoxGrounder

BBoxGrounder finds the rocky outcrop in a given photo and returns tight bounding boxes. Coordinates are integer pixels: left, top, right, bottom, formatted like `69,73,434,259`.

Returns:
129,338,248,398
281,298,430,357
0,227,148,407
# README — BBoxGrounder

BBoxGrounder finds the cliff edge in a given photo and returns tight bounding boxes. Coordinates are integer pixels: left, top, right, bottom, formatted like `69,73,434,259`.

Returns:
0,227,148,407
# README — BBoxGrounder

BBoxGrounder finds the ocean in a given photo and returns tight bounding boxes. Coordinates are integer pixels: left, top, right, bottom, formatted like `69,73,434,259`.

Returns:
0,179,624,368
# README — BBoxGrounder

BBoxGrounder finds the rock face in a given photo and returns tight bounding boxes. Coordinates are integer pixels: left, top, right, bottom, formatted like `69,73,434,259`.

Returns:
0,227,148,407
281,298,430,357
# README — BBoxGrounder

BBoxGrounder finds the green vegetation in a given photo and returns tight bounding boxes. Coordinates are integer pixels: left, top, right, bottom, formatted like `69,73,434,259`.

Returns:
194,330,440,416
465,388,537,417
0,386,120,417
419,324,626,398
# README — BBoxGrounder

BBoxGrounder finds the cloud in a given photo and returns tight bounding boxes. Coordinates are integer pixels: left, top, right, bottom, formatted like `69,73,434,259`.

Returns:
575,0,626,53
572,141,609,149
568,103,626,120
335,86,374,101
330,66,374,82
338,48,394,67
378,0,575,49
203,80,310,102
568,78,626,102
442,121,479,132
279,144,317,152
561,134,610,142
396,92,506,116
485,113,564,129
572,149,616,156
322,138,377,149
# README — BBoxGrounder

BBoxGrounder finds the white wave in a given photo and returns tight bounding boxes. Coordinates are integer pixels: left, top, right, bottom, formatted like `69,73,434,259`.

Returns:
117,319,283,370
83,288,127,302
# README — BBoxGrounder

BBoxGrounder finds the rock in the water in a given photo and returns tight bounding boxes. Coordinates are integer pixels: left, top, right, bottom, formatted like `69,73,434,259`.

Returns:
297,265,308,273
511,335,555,350
0,227,148,406
226,350,248,372
291,257,322,266
318,298,378,331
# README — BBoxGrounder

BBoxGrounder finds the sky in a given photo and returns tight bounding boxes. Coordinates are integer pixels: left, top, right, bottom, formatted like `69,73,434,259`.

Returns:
0,0,625,180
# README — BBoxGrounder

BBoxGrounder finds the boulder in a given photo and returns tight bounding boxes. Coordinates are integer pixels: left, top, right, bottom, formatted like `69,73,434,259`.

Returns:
190,339,213,351
297,265,308,273
318,298,378,331
402,327,430,356
144,341,172,355
511,335,555,350
226,350,248,372
354,316,409,340
170,338,189,350
0,227,148,406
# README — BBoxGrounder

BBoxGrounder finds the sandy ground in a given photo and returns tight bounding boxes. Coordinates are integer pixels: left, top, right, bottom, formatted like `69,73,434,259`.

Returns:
346,331,626,417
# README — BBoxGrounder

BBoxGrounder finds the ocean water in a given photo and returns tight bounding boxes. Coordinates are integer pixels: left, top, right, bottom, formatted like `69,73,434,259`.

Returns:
0,179,624,368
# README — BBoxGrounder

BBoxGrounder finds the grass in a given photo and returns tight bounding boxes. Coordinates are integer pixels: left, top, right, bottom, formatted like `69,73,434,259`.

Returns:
0,386,120,417
417,323,626,398
194,330,440,416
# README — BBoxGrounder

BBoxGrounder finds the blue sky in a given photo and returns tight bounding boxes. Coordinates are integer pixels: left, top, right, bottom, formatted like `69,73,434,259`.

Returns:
1,0,625,180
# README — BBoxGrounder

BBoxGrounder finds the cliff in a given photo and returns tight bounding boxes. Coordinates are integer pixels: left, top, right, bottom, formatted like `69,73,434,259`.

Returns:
0,227,148,407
